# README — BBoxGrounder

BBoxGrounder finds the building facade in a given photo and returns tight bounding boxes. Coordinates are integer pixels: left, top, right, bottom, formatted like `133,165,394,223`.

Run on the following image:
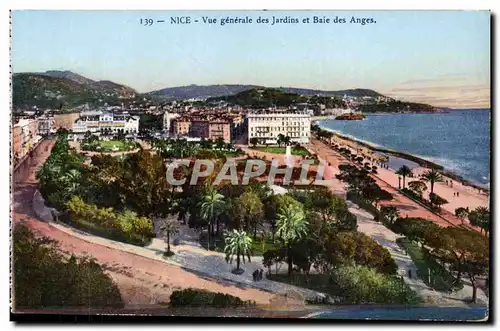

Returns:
12,118,41,162
163,111,180,135
247,112,311,145
72,110,140,138
172,118,232,143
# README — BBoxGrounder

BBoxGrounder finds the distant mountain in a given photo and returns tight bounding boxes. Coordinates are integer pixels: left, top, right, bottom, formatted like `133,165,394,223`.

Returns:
40,70,96,86
13,71,137,111
147,84,261,100
147,84,385,100
206,87,348,109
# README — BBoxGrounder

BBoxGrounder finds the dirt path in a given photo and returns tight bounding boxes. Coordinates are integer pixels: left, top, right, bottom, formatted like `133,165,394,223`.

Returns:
12,139,275,308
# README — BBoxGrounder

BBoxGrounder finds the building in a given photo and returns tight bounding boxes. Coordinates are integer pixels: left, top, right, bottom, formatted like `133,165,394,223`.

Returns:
208,120,231,143
38,116,55,136
163,111,180,135
12,118,41,162
247,112,311,145
72,110,140,138
172,118,192,136
172,118,232,143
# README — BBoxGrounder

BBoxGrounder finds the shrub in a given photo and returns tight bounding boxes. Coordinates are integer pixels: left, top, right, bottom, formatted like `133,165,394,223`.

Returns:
330,265,421,305
13,224,123,309
169,288,255,308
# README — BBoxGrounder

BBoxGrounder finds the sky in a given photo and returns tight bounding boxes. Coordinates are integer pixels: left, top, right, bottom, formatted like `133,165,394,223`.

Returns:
11,10,490,108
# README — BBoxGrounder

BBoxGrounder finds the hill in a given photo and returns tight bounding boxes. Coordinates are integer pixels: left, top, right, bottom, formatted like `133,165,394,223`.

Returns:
147,84,261,100
13,71,137,111
356,100,443,113
206,88,348,109
148,84,384,100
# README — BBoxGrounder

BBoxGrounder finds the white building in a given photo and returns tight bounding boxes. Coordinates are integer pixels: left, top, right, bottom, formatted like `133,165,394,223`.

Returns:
163,111,180,135
72,110,140,138
247,112,311,145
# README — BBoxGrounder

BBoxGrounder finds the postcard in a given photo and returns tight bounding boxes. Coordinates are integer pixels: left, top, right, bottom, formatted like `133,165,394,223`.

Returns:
10,10,490,322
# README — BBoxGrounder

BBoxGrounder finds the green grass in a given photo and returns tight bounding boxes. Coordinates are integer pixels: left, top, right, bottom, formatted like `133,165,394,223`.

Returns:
397,237,462,292
82,140,138,152
250,146,311,156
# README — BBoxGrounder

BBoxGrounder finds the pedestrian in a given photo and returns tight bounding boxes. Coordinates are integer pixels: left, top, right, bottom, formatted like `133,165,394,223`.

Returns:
252,269,258,282
457,191,459,197
408,269,412,279
259,269,264,281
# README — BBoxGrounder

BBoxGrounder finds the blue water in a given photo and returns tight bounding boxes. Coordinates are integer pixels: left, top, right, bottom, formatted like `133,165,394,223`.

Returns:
313,306,489,321
319,109,491,187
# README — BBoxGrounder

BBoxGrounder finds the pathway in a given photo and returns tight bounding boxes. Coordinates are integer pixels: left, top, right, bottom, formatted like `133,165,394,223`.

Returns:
348,201,488,306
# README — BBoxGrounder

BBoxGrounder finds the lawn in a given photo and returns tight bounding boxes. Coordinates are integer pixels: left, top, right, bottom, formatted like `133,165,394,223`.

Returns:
397,238,462,292
250,146,311,156
82,140,138,152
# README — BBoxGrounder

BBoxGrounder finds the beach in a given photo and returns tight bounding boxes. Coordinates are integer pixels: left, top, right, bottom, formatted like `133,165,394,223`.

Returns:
307,135,489,229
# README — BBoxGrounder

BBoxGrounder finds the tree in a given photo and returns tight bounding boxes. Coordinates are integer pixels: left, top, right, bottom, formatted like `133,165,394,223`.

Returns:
198,187,226,250
13,224,123,309
362,183,393,207
396,166,413,189
249,137,258,147
320,231,398,275
468,206,490,236
233,191,264,238
380,205,399,225
283,135,291,147
215,137,225,150
224,230,253,274
393,217,439,247
302,187,357,231
158,217,180,254
420,169,444,196
408,180,427,197
276,203,308,279
277,133,285,148
425,226,489,302
264,194,300,242
454,207,470,225
117,151,173,217
429,193,448,210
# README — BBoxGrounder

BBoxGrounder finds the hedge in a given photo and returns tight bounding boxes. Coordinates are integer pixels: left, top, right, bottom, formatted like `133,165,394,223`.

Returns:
169,288,256,308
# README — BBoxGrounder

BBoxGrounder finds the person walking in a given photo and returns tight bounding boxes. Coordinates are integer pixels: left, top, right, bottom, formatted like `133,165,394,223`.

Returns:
259,269,264,281
252,269,258,281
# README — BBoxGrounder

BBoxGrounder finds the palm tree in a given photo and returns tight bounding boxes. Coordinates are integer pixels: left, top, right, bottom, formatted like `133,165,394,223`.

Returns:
198,187,225,250
396,165,413,189
454,207,470,225
420,169,444,196
276,204,308,279
224,229,253,274
158,217,180,254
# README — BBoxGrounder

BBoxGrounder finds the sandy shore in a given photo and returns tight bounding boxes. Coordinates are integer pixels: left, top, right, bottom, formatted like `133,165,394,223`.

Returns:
319,133,490,214
306,137,487,230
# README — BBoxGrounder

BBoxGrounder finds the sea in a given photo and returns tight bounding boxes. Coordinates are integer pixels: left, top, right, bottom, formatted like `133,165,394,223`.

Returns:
318,109,491,187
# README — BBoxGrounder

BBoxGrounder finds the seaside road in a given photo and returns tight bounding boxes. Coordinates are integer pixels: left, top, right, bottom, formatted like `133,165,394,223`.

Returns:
307,138,479,229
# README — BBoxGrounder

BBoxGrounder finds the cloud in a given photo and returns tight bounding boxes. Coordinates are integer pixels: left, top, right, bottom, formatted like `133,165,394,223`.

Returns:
387,74,490,108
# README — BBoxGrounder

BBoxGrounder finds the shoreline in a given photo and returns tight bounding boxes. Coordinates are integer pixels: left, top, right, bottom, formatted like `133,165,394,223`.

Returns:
315,125,489,194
